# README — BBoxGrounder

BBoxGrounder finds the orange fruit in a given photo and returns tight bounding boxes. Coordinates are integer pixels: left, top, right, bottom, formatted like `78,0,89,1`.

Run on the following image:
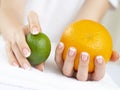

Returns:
60,20,113,73
26,32,51,66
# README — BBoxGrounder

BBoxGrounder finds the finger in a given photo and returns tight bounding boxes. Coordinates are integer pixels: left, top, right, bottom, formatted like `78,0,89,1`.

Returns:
27,11,41,34
87,74,92,81
16,31,31,58
110,50,119,62
23,25,29,35
11,42,31,70
91,56,105,81
5,41,19,67
62,47,76,77
76,52,89,81
55,42,64,69
35,63,45,72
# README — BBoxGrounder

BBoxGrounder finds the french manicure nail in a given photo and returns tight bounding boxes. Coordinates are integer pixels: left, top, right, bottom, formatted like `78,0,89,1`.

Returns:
96,56,103,64
32,27,39,34
81,52,88,61
69,47,76,56
23,63,31,70
41,65,44,72
36,64,44,72
12,62,19,68
58,42,64,49
23,48,30,57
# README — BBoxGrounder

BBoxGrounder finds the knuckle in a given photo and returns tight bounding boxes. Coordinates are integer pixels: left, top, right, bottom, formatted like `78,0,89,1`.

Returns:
11,41,16,48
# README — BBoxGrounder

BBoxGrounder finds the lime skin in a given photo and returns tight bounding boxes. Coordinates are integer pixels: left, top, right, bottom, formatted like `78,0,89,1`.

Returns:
26,32,51,66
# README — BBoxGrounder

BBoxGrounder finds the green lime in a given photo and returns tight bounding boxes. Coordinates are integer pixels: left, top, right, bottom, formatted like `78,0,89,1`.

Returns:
26,32,51,66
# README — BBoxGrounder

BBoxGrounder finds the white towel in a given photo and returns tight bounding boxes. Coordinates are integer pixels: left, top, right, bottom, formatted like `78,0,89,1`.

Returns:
0,36,119,90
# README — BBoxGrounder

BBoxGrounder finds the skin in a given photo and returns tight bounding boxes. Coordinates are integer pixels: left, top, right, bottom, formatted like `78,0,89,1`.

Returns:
0,0,43,71
55,0,119,81
0,0,119,80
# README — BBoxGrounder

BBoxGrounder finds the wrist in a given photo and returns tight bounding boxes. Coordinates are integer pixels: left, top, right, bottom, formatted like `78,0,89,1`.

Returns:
75,0,110,22
0,10,24,33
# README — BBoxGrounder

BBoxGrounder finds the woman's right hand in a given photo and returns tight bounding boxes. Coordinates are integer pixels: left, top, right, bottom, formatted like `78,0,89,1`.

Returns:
1,11,44,71
55,42,119,81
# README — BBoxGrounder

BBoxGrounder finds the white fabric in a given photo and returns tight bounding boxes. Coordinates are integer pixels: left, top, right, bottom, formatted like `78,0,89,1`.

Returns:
109,0,119,8
0,36,119,90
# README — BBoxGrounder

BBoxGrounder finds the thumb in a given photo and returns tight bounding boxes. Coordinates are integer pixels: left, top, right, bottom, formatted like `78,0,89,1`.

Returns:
110,50,119,62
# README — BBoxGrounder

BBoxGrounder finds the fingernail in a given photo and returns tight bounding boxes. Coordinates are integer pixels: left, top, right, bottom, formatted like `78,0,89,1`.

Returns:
23,48,30,57
81,52,89,61
23,63,31,70
12,62,19,68
68,47,76,56
41,65,44,72
32,27,39,34
96,56,103,64
58,42,64,49
36,64,44,72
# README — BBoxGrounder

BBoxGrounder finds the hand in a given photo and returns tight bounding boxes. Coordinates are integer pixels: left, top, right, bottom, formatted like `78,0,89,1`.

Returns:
55,42,119,81
1,11,44,71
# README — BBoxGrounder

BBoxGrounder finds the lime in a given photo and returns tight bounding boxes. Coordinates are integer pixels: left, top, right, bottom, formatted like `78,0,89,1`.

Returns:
26,32,51,66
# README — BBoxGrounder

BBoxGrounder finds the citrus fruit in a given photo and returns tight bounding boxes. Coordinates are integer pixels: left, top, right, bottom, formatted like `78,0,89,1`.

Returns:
26,32,51,66
60,20,113,73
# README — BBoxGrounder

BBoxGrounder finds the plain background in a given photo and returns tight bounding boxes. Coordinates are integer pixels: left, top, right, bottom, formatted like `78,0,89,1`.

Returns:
102,5,120,61
102,5,120,86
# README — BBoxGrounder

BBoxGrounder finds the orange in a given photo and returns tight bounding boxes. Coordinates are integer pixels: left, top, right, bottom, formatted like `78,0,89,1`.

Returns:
60,20,113,73
26,32,51,66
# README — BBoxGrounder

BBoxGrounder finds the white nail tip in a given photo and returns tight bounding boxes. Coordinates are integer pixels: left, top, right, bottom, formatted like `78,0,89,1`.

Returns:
69,47,76,56
59,42,64,48
81,52,88,61
96,56,103,64
23,64,31,70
